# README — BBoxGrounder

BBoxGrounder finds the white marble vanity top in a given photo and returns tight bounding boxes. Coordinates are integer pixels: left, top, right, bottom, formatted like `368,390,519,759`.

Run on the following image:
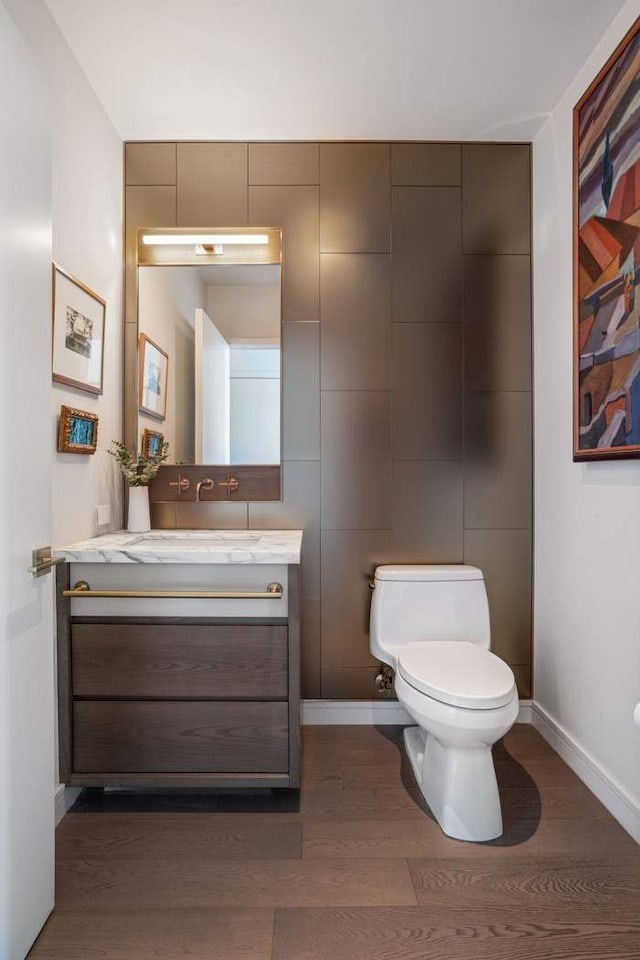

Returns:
54,530,303,564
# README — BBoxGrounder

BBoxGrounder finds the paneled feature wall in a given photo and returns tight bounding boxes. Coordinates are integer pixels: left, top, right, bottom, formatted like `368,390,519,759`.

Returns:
124,141,532,700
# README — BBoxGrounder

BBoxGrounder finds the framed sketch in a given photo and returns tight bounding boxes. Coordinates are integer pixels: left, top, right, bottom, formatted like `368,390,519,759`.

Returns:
57,405,99,455
52,263,105,395
141,427,164,457
139,333,168,421
574,20,640,460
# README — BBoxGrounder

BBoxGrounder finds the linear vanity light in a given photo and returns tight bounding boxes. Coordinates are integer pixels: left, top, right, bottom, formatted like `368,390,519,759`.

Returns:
141,233,270,246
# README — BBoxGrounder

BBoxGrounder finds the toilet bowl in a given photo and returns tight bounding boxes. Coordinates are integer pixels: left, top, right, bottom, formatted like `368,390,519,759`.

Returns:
370,564,518,842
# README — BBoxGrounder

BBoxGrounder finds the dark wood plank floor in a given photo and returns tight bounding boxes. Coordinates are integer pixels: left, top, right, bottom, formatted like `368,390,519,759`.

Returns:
29,724,640,959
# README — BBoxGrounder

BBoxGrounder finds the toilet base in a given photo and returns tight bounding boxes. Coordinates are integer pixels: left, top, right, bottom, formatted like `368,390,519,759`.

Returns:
404,726,503,842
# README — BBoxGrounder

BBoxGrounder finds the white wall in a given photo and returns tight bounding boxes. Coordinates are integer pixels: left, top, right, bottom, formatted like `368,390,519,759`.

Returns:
195,309,230,464
138,267,206,463
533,0,640,835
5,0,123,549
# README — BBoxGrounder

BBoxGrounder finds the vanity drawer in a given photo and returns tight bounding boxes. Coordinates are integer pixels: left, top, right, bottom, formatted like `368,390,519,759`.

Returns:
71,622,288,698
73,700,289,773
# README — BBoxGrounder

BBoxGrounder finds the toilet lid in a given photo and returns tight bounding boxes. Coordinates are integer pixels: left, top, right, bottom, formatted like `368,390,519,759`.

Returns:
397,641,516,710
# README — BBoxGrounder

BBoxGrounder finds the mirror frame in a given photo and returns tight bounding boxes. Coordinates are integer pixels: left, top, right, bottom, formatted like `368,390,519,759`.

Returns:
124,225,283,503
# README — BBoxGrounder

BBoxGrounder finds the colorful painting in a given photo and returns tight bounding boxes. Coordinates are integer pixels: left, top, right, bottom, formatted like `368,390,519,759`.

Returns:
574,20,640,460
57,405,98,455
141,428,164,458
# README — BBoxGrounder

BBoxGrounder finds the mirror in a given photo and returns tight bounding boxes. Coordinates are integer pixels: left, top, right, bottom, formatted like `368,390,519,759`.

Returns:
136,231,281,467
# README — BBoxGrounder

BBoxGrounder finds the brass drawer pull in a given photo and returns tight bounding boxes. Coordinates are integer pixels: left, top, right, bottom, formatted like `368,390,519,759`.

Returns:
63,580,283,600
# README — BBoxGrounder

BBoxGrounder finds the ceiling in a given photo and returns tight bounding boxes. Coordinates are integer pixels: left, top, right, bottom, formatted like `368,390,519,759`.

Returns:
45,0,627,142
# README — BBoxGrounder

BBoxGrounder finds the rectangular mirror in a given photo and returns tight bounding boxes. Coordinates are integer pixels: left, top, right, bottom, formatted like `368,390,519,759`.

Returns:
136,229,282,469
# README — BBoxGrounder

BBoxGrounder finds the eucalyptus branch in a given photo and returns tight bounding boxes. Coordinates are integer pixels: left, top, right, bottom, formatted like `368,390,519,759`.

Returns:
108,439,169,486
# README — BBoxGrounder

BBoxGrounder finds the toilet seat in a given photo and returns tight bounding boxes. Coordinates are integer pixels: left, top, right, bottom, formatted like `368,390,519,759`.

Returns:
397,640,515,710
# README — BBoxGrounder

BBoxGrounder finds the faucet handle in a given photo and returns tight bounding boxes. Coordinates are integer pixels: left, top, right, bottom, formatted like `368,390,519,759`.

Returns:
218,475,240,495
168,475,190,495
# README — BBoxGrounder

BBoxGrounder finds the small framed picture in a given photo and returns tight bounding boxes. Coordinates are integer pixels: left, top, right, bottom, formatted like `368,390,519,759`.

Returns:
139,333,168,421
57,405,99,455
52,263,106,395
141,427,164,458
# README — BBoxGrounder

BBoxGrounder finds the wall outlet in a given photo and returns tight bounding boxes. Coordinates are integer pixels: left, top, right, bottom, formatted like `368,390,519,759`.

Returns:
96,504,111,526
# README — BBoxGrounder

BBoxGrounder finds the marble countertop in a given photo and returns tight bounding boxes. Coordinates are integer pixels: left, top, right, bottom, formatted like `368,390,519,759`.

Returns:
54,530,303,564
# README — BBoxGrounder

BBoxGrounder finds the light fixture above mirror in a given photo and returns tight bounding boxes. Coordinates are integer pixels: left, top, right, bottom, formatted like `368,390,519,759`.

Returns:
138,226,281,267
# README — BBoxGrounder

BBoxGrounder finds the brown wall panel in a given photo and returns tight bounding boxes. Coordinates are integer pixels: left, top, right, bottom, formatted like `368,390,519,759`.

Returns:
319,143,390,253
321,391,392,531
391,143,462,186
249,142,319,185
321,530,393,669
462,143,531,254
249,185,319,321
392,460,464,563
320,254,392,390
282,321,320,460
391,186,462,323
125,142,176,186
464,254,532,392
123,140,533,699
464,391,533,530
177,142,248,226
392,322,463,460
321,667,384,699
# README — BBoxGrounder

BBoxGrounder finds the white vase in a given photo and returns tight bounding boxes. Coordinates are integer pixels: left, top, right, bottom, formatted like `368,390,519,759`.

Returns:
127,485,150,533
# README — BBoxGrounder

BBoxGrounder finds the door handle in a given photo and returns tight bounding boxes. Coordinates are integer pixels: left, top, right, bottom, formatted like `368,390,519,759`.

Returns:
28,546,65,577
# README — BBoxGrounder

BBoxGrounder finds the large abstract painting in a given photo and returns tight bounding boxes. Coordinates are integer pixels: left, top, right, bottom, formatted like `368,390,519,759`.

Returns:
574,20,640,460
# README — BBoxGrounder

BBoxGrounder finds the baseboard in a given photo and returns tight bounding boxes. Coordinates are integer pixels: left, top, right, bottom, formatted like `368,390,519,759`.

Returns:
55,784,81,825
531,702,640,844
302,698,533,726
302,699,412,724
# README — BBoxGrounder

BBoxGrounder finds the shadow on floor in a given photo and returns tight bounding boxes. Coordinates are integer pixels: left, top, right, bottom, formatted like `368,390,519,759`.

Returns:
70,787,301,814
375,724,541,846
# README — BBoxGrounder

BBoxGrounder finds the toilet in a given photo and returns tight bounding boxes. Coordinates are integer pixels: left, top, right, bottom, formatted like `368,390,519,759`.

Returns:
370,564,518,842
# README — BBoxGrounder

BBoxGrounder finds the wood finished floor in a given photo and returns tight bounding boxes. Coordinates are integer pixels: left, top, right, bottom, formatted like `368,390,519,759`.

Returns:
29,724,640,959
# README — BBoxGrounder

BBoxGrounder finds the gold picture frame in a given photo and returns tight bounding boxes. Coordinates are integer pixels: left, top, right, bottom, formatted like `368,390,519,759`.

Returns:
57,405,99,455
52,263,106,395
139,333,169,421
141,427,164,458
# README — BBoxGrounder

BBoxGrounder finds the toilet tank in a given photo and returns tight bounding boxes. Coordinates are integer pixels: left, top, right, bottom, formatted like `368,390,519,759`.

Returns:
370,565,490,669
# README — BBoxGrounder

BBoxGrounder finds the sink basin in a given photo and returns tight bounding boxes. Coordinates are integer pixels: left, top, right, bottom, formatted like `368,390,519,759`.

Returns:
128,534,262,550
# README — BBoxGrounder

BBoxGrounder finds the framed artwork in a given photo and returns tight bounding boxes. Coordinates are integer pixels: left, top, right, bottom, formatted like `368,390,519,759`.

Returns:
57,405,99,455
141,427,164,458
139,333,168,421
574,19,640,460
52,263,105,395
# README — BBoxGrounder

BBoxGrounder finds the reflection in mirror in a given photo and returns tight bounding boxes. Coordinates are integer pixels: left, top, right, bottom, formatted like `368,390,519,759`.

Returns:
137,262,281,465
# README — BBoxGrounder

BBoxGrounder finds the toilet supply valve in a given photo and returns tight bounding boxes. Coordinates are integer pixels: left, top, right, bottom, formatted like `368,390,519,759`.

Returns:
374,665,394,694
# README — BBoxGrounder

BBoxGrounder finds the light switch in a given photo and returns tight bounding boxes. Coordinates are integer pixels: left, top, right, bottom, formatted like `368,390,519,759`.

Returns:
96,504,111,526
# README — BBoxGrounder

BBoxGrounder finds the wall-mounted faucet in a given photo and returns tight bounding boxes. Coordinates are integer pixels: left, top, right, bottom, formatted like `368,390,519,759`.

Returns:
196,477,215,501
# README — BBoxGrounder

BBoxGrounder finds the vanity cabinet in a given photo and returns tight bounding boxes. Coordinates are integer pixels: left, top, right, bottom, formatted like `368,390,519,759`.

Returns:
56,562,301,789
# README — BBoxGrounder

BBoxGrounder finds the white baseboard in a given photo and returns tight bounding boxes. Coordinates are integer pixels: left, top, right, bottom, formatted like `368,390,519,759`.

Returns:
531,702,640,844
302,699,412,725
302,698,533,726
55,784,81,825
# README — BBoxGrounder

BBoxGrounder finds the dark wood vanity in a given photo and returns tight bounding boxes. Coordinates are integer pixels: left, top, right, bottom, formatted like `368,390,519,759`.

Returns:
56,560,300,789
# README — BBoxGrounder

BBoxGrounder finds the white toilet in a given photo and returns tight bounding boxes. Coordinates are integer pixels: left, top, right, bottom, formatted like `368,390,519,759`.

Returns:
370,564,518,842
